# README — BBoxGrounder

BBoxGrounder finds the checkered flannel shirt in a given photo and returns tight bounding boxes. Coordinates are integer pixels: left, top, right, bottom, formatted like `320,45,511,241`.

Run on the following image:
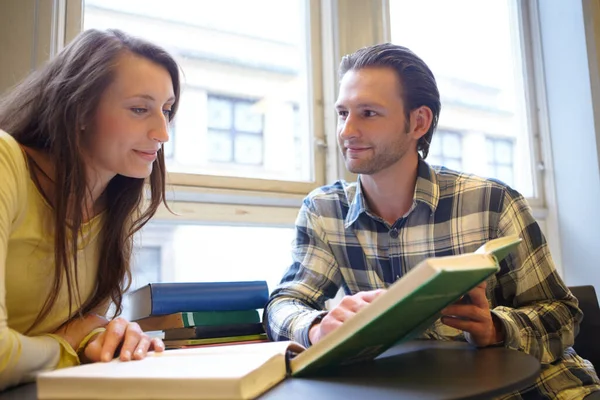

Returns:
265,159,600,399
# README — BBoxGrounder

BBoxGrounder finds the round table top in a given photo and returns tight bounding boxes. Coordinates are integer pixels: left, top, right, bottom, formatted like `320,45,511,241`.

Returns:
0,340,540,400
261,340,541,400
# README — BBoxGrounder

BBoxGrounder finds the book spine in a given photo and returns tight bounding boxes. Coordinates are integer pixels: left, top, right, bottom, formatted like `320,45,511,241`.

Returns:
148,281,269,315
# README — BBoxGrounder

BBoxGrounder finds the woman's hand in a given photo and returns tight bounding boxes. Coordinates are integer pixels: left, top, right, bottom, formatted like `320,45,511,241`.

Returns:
81,317,165,363
53,313,109,350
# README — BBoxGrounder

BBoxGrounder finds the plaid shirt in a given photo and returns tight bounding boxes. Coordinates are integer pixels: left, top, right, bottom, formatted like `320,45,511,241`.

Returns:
266,159,600,399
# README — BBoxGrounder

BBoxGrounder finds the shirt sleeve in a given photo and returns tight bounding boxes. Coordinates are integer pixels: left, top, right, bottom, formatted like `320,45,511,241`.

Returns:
489,187,581,364
0,134,79,390
264,199,342,347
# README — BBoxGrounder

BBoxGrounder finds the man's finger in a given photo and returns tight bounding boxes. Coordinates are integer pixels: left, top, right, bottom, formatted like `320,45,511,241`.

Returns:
441,305,488,322
359,289,386,303
467,285,490,309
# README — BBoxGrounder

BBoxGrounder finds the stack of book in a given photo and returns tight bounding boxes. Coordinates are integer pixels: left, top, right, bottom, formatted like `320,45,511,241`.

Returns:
129,281,269,349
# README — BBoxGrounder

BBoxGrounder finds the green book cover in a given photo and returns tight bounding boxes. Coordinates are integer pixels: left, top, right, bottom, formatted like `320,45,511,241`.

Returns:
135,309,260,331
290,235,522,376
182,310,261,327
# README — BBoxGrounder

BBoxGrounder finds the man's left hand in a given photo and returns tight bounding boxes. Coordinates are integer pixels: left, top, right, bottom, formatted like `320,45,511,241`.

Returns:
82,317,165,363
440,282,504,347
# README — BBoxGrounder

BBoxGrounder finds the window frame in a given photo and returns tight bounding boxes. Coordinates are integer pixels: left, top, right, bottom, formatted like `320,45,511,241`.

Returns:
66,0,328,199
60,0,559,262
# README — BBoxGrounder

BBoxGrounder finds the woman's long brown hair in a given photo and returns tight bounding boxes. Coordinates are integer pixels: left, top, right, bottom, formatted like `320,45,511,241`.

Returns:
0,29,180,332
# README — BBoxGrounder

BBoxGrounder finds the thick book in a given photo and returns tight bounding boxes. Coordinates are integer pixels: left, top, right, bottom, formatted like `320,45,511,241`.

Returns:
128,281,269,321
135,310,261,331
163,323,265,340
37,235,521,400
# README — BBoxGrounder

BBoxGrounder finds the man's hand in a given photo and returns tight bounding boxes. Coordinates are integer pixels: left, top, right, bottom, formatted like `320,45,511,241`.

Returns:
82,317,165,363
309,289,385,345
440,282,505,347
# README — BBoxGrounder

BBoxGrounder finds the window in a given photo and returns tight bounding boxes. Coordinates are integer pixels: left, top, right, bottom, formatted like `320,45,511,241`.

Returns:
427,130,463,170
163,124,175,159
486,137,515,187
206,95,264,166
83,0,317,184
389,0,539,199
118,222,295,318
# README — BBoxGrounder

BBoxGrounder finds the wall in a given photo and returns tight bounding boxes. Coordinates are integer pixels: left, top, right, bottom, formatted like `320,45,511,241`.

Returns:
538,0,600,291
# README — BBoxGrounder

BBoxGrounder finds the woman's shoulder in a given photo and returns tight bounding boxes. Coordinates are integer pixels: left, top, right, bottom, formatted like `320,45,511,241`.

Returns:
0,130,27,165
0,129,29,189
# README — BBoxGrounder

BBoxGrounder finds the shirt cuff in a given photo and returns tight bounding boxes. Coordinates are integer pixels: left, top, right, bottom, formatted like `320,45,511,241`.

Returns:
76,327,106,358
300,311,328,348
489,307,521,350
42,334,80,369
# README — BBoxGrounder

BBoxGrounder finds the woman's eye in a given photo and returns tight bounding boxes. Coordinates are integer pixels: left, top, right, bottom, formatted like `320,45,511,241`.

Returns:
131,107,148,115
163,109,172,119
364,110,376,117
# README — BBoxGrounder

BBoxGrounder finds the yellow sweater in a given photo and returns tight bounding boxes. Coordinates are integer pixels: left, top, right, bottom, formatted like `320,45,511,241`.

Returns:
0,130,104,389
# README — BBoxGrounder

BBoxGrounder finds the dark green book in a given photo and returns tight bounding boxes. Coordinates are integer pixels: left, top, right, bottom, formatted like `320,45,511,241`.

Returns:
163,323,265,340
289,234,522,375
135,310,260,332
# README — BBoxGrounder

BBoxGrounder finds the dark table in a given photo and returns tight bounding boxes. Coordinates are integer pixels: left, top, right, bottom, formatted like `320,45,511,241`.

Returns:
261,340,541,400
0,340,540,400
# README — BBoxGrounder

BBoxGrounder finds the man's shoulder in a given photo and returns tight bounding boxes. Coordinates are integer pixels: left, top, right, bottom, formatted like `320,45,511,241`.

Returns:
303,180,356,211
431,165,521,199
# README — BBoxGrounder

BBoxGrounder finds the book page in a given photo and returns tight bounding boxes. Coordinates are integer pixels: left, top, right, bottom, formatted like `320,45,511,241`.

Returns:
474,234,521,260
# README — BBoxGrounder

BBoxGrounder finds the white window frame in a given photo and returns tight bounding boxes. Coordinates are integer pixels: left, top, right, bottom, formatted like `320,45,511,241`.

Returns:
37,0,562,270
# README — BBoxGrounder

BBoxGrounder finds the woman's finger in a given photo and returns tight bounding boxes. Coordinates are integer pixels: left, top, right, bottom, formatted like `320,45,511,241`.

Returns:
100,318,127,362
119,323,143,361
132,336,151,360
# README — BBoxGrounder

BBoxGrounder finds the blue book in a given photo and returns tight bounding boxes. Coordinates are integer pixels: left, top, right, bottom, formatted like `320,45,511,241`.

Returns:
128,281,269,320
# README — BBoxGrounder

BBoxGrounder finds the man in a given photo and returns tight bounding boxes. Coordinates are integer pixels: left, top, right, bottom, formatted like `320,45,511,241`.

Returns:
265,43,600,398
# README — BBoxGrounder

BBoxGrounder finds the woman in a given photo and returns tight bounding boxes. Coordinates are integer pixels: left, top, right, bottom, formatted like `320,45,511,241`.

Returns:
0,29,179,389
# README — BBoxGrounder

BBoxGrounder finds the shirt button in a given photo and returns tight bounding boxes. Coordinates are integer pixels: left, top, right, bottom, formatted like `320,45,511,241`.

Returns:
389,228,399,239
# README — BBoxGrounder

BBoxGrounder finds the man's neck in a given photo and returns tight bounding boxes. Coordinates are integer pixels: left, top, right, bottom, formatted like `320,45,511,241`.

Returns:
360,152,419,226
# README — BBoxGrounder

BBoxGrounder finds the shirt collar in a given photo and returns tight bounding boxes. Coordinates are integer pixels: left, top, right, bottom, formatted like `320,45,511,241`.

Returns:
344,157,440,228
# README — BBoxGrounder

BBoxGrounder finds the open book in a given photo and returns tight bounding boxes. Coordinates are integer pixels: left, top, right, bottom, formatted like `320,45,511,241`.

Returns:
37,234,521,400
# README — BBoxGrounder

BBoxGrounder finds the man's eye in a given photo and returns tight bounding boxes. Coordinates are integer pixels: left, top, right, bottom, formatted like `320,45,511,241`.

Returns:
364,110,376,117
131,108,147,114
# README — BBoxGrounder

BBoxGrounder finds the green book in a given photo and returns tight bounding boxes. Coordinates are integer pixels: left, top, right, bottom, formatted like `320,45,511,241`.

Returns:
134,310,260,332
37,235,521,400
289,234,522,375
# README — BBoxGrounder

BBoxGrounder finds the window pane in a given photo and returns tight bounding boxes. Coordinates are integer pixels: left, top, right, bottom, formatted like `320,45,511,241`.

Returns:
441,132,462,158
84,0,313,182
207,97,233,130
234,133,263,165
445,159,462,171
234,101,263,133
494,139,513,164
207,130,233,162
123,222,295,319
390,0,535,197
497,165,514,187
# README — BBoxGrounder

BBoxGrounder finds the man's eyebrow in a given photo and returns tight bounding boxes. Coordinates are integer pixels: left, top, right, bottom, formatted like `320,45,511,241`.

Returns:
335,102,385,109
